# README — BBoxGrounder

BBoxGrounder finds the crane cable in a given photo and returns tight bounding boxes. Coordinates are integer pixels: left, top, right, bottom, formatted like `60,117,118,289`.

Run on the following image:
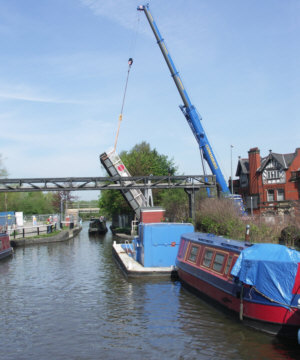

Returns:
113,58,133,152
113,11,140,153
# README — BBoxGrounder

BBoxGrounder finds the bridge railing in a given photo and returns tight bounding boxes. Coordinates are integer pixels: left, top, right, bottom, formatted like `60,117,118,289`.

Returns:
0,175,216,192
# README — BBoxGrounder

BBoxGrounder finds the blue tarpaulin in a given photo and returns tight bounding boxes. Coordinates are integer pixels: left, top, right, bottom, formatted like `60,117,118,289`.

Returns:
231,243,300,306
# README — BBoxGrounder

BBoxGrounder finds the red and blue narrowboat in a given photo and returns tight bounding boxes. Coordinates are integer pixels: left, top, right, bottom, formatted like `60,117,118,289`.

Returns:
176,232,300,342
0,232,13,260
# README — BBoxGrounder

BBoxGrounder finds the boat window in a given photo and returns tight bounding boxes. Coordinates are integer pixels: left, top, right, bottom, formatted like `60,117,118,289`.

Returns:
224,255,233,276
202,249,214,267
188,245,199,263
212,253,225,272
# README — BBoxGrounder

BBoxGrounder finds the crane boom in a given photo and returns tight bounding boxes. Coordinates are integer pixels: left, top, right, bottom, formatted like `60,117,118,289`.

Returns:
138,4,230,194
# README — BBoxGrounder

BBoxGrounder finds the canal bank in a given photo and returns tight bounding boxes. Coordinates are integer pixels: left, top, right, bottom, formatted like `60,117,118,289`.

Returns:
9,225,82,247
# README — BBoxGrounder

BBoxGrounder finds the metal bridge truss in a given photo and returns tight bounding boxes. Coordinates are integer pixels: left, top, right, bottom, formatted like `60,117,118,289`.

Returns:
0,175,216,193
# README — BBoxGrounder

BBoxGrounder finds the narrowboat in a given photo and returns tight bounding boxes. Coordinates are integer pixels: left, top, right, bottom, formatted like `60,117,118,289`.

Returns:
0,232,13,260
176,232,300,342
88,217,108,235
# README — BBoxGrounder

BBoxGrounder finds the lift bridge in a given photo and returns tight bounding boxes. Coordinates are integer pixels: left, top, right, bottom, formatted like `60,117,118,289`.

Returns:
0,151,216,220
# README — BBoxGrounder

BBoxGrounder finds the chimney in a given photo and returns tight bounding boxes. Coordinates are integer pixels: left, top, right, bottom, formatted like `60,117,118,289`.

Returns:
248,147,261,194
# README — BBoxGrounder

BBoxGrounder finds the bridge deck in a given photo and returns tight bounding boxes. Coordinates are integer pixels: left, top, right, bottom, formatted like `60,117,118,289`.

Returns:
0,175,216,192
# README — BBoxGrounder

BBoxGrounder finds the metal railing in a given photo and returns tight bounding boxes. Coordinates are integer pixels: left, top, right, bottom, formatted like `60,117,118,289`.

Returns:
8,223,57,239
0,175,216,192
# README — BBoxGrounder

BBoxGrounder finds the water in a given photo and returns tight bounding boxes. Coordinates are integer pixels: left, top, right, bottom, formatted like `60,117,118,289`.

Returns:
1,222,300,360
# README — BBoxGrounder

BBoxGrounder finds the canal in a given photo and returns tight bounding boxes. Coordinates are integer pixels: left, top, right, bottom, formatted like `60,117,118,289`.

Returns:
1,222,300,360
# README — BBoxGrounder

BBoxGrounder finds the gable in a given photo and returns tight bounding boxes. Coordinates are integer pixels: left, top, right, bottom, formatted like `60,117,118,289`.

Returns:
236,158,249,176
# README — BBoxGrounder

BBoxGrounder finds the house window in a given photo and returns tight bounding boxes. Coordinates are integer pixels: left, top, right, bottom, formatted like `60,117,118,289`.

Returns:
212,253,225,272
277,189,285,201
240,174,248,188
267,170,280,180
188,245,199,263
263,167,285,184
267,189,274,202
202,249,214,268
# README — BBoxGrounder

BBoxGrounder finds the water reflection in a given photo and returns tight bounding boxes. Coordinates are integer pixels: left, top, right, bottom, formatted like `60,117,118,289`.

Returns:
0,222,300,359
175,280,300,359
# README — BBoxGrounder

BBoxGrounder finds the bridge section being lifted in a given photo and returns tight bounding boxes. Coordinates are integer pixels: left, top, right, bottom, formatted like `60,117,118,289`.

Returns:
100,150,147,219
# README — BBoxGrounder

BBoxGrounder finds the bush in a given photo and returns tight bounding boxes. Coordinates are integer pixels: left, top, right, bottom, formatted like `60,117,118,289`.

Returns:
194,198,299,244
195,198,245,239
279,225,300,247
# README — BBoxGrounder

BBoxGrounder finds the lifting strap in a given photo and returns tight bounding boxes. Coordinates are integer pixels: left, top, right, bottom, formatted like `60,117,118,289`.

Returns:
113,58,133,152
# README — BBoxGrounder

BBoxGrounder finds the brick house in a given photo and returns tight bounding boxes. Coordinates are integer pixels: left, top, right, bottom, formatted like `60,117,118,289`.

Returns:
233,147,300,215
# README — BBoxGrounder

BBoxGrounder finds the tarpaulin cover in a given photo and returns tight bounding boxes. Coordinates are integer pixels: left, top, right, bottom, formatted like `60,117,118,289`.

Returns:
231,243,300,306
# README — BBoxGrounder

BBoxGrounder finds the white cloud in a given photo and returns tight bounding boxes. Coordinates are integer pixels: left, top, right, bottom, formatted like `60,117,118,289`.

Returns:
80,0,140,30
0,84,79,104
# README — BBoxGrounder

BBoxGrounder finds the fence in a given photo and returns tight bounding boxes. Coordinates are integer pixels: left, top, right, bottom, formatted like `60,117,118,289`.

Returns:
1,212,81,235
8,223,58,239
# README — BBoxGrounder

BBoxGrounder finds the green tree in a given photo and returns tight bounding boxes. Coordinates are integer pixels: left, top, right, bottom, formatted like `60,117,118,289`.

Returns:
99,142,179,218
121,142,177,177
0,156,56,215
51,191,77,213
0,154,8,178
18,192,55,214
160,188,189,222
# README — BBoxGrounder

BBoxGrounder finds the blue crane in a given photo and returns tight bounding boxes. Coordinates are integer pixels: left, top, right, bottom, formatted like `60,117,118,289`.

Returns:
138,4,230,195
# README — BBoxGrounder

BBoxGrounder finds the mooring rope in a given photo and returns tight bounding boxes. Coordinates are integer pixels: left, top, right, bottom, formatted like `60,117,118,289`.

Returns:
249,285,298,311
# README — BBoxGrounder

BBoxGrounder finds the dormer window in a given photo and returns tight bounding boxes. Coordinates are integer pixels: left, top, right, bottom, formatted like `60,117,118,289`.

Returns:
267,170,280,180
262,159,285,184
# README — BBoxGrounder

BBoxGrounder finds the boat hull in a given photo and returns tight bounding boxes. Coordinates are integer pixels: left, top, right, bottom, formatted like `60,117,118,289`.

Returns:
88,229,108,235
0,247,13,259
0,233,13,260
176,232,300,341
178,267,300,339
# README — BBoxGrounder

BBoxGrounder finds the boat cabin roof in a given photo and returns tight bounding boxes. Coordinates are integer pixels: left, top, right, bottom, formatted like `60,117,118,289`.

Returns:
181,232,251,254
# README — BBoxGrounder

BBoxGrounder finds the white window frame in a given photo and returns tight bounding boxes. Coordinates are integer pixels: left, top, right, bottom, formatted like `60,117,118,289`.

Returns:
277,189,285,201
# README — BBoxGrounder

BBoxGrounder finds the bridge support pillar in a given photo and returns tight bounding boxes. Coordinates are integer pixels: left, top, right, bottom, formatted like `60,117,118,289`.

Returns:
185,188,199,224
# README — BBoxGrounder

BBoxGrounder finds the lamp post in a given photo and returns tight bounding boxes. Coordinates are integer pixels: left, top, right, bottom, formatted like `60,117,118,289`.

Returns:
230,145,234,194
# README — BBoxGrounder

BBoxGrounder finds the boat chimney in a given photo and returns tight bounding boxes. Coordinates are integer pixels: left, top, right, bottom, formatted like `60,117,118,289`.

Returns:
245,224,250,242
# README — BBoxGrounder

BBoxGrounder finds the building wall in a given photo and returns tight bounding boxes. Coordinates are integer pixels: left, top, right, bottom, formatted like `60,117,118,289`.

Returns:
236,148,300,215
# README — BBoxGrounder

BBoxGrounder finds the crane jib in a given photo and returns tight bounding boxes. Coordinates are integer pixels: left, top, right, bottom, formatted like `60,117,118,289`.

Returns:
138,4,230,195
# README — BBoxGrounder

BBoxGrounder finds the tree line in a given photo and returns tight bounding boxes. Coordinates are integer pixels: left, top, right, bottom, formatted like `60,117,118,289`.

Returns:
1,142,191,220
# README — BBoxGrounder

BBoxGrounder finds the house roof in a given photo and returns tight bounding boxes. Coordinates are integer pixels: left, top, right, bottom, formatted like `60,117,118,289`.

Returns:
257,151,296,172
235,149,299,176
236,158,249,176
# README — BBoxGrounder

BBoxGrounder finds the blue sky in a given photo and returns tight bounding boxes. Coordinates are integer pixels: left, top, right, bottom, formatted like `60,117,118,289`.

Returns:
0,0,299,200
